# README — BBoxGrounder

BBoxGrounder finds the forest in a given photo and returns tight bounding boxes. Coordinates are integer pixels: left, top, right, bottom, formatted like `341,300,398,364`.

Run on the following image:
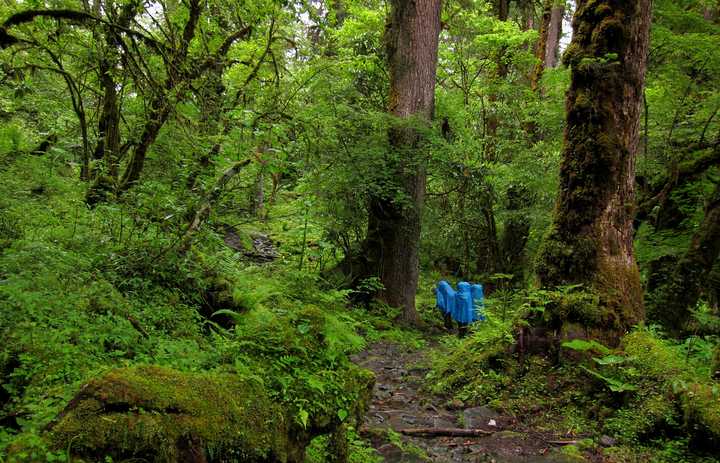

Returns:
0,0,719,462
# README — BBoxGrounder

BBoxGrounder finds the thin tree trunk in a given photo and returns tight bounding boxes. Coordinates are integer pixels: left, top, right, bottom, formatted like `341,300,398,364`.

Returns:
545,3,564,69
531,0,553,91
364,0,442,324
180,159,251,254
118,101,171,190
537,0,652,335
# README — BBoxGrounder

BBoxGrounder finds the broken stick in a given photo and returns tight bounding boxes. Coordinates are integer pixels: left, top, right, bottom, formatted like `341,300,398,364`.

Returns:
400,427,495,437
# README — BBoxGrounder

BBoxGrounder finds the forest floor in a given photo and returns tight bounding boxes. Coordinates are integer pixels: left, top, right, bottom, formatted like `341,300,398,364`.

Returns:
353,340,596,463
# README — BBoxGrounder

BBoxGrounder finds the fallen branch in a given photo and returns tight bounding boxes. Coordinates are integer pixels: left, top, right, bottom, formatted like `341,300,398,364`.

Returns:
546,440,579,446
126,315,149,338
400,427,495,437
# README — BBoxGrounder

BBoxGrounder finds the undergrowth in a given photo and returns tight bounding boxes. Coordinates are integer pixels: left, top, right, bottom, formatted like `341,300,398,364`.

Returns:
425,288,720,463
0,156,383,462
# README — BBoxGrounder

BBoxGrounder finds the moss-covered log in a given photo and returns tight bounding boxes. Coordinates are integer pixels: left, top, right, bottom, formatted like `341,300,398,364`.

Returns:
15,365,373,463
536,0,652,335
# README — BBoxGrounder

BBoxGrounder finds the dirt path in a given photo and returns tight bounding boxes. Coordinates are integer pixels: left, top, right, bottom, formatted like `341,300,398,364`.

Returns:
352,341,587,463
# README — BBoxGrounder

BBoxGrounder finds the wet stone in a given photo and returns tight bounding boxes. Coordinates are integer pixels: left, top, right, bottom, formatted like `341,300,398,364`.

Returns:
464,406,501,429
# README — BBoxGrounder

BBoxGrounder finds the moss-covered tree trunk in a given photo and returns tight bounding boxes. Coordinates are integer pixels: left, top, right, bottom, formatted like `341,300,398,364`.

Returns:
653,182,720,333
537,0,652,334
364,0,441,324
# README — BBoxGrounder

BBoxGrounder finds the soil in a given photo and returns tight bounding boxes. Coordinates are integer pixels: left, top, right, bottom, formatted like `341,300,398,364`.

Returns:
352,341,595,463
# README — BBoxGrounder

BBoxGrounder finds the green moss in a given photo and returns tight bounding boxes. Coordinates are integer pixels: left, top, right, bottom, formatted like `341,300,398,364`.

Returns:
48,365,291,462
85,175,115,206
682,384,720,443
622,331,686,380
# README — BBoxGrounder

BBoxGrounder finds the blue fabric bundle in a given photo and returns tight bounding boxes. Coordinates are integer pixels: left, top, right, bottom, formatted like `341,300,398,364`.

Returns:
454,282,476,324
435,280,486,324
471,284,486,321
436,280,455,315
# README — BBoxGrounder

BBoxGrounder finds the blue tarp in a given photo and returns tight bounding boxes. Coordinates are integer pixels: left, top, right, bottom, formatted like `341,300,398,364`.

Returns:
435,280,485,324
436,280,455,315
471,284,486,321
454,282,474,323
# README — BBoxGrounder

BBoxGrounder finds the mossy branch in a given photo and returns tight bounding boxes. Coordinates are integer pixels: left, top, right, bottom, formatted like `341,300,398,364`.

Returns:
179,159,252,254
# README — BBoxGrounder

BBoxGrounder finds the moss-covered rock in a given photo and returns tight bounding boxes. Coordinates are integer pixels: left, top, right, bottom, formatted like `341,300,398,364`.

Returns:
7,363,375,463
46,366,290,462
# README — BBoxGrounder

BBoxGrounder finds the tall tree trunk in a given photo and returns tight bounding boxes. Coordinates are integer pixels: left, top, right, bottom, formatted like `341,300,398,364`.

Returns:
653,182,720,333
364,0,441,324
494,0,510,21
93,59,121,178
545,3,564,69
531,0,553,91
536,0,652,335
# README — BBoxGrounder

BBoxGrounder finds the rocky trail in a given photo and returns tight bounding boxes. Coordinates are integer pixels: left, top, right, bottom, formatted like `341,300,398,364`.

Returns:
352,341,592,463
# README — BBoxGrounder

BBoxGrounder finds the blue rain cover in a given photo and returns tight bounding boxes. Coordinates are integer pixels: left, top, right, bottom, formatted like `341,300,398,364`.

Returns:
471,283,486,321
437,280,455,315
454,281,475,324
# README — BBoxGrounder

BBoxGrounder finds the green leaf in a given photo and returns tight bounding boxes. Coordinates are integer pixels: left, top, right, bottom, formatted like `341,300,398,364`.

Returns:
592,355,628,365
580,366,637,392
298,409,309,429
337,408,349,421
561,339,611,355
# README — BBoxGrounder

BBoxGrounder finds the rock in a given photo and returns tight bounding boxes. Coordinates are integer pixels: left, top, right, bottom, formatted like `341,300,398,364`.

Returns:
432,415,456,428
463,406,500,429
599,435,617,447
447,398,465,410
26,364,374,463
47,366,293,462
377,443,403,462
246,232,279,262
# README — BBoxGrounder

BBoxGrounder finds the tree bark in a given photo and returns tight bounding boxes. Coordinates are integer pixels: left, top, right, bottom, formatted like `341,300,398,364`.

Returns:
531,0,553,91
653,182,720,333
494,0,510,21
545,3,564,69
118,101,171,190
537,0,652,334
180,159,252,254
94,59,121,178
363,0,441,324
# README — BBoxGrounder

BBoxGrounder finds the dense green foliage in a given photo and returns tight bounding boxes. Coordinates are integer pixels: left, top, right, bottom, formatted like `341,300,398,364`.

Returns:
0,0,718,462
